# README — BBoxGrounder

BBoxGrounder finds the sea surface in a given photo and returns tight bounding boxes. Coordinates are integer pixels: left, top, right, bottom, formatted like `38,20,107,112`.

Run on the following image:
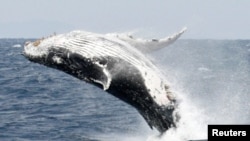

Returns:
0,39,249,141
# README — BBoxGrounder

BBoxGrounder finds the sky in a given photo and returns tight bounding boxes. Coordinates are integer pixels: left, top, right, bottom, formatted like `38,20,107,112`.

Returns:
0,0,249,39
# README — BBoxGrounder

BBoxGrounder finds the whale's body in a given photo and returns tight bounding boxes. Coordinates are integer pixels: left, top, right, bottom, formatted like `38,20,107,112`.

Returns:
23,28,186,133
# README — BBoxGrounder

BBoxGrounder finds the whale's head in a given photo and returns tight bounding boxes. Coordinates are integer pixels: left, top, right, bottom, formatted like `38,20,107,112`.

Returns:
23,33,113,90
23,31,104,66
24,40,43,60
23,33,85,70
23,35,62,65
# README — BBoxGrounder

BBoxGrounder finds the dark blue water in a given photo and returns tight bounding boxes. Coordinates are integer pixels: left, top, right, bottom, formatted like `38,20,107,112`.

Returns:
0,39,249,141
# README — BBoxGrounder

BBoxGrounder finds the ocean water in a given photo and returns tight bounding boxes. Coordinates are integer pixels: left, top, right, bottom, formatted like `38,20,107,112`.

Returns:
0,39,249,141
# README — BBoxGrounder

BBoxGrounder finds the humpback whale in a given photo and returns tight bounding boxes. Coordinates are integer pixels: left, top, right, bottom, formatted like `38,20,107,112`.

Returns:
23,28,186,133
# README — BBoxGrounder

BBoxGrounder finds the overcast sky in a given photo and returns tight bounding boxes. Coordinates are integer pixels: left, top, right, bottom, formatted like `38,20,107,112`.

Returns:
1,0,249,39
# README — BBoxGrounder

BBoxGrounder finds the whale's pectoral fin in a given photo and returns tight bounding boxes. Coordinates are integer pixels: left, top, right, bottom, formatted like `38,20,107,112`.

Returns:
77,57,112,91
114,27,187,53
55,51,112,91
91,58,112,90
